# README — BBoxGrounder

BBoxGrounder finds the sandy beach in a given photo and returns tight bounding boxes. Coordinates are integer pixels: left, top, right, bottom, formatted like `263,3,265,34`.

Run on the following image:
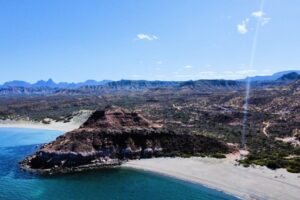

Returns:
123,156,300,200
1,121,299,200
0,110,92,132
0,119,80,132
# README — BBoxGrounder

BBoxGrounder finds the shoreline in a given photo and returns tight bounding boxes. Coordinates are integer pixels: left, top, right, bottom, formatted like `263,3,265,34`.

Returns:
123,156,300,200
20,159,123,175
0,120,80,132
1,124,299,199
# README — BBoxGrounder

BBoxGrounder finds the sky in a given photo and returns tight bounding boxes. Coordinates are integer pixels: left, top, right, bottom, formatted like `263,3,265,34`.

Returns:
0,0,300,83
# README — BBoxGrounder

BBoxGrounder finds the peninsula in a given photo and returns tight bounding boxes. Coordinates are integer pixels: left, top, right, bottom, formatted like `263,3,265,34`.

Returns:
21,106,230,174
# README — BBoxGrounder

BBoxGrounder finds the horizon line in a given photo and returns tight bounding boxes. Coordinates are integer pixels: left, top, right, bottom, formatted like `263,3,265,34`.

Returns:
0,69,299,85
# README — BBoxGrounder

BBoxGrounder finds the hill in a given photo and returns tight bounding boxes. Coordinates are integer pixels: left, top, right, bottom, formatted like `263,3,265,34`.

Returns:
21,106,229,174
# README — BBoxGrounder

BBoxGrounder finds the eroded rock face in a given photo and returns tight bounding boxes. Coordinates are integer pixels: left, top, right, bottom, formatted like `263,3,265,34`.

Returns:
80,106,159,129
21,106,229,173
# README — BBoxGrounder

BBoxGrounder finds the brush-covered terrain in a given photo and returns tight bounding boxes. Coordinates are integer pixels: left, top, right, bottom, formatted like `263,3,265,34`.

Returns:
1,72,300,173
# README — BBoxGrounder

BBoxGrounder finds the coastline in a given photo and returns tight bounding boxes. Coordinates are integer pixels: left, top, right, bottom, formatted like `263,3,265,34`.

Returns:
123,156,300,200
0,120,80,132
1,124,299,199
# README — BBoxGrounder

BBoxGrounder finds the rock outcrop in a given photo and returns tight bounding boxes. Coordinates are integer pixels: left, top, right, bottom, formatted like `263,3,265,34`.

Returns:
21,106,229,174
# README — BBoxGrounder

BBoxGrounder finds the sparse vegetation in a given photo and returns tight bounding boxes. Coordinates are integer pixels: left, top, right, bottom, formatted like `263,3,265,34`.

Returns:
1,77,300,172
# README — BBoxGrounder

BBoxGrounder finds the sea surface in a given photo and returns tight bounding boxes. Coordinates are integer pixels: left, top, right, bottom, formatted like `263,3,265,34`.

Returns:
0,128,238,200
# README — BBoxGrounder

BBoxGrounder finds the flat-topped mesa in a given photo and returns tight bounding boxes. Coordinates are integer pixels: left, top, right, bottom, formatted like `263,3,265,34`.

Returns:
21,106,230,174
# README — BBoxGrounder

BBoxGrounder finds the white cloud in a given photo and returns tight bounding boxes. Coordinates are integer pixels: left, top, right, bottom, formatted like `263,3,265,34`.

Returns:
237,10,271,34
261,17,271,26
237,18,249,34
184,65,193,69
252,11,264,18
136,34,158,41
252,10,271,26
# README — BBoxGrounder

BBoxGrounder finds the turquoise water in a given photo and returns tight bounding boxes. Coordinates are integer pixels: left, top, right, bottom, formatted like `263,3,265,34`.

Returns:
0,128,238,200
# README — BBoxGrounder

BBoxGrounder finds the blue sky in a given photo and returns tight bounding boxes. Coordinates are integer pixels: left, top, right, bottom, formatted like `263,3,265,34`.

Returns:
0,0,299,83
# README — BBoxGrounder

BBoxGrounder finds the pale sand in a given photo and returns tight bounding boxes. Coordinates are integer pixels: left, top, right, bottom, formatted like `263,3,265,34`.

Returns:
0,110,92,132
123,156,300,200
0,120,79,132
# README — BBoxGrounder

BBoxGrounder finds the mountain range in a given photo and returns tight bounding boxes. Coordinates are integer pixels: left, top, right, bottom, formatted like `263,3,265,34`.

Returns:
0,70,299,96
1,70,299,89
1,79,111,89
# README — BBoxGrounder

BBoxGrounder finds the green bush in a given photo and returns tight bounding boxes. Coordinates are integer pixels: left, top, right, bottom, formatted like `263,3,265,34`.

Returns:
211,153,226,159
253,159,267,166
266,160,280,169
286,167,300,173
243,163,250,168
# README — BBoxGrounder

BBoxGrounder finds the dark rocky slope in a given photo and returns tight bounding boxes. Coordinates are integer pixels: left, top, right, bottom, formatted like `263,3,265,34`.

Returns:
21,106,229,174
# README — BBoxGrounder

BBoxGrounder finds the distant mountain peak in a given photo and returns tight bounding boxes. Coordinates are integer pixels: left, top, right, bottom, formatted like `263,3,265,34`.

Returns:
240,70,300,82
2,80,31,88
47,78,55,83
33,78,56,88
277,72,300,81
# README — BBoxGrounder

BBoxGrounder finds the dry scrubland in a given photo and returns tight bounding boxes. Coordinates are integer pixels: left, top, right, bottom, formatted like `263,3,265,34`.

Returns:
1,77,300,172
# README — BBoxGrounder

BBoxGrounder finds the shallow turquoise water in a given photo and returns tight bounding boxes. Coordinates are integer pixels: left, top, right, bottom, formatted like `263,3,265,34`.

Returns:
0,128,238,200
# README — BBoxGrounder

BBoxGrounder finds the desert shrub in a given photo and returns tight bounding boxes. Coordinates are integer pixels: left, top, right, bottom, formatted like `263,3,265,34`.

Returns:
287,167,300,173
266,160,281,169
211,153,226,159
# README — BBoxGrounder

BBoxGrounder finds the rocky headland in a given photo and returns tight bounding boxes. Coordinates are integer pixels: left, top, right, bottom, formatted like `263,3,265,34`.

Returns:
20,106,230,174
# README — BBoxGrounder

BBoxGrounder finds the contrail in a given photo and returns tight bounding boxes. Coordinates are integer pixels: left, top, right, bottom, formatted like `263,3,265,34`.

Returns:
241,0,265,148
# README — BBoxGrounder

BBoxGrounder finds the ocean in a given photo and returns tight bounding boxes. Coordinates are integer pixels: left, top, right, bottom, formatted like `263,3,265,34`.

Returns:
0,128,238,200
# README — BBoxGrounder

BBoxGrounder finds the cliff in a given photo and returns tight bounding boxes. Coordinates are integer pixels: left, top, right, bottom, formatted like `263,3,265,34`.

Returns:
21,106,229,174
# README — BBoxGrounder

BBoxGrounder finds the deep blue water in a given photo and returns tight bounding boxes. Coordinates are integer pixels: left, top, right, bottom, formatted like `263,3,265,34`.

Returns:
0,128,238,200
